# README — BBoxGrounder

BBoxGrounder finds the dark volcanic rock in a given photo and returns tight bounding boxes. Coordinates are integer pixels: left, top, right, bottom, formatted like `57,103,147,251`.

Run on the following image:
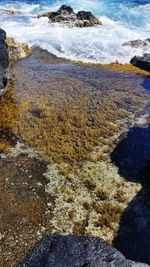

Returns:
0,28,9,96
38,5,102,27
130,53,150,72
76,11,101,26
57,4,75,15
16,235,148,267
123,38,150,49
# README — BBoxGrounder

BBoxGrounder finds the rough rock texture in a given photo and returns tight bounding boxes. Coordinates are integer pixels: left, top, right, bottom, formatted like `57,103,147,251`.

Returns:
38,5,102,27
0,146,54,267
6,37,31,63
16,235,149,267
123,38,150,48
130,53,150,72
85,261,149,266
0,28,9,96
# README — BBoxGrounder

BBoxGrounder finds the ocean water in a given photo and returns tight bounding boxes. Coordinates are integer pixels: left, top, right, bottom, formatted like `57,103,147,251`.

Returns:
0,0,149,63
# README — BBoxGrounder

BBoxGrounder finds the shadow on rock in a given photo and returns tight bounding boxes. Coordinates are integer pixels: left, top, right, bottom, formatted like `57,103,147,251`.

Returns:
16,235,147,267
111,123,150,182
111,122,150,264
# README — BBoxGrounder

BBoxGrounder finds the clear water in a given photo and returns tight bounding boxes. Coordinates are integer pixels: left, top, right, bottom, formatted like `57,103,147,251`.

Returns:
0,0,149,63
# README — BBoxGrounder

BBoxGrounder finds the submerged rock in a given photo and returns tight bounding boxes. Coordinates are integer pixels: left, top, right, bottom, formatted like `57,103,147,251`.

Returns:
130,53,150,72
16,235,149,267
123,38,150,49
38,5,102,27
0,28,9,96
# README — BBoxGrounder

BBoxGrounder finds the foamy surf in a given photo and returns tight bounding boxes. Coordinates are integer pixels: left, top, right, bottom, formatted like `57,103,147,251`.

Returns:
0,0,149,63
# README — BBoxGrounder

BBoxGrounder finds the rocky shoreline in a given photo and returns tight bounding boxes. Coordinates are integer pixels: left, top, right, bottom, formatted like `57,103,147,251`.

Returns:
38,5,102,28
0,28,150,266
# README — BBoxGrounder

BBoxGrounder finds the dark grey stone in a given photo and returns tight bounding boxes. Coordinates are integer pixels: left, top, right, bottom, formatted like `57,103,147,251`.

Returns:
130,53,150,72
57,5,75,15
123,39,150,48
0,28,9,96
76,11,101,25
16,235,148,267
38,5,101,27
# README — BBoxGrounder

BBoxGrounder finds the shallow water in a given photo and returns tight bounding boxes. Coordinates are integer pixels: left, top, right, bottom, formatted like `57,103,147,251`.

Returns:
1,51,149,165
1,51,150,266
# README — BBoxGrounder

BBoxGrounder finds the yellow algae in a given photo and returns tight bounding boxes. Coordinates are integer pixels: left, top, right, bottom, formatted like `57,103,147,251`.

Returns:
0,79,19,153
0,55,149,246
15,95,126,167
13,75,148,169
73,61,150,76
6,37,31,63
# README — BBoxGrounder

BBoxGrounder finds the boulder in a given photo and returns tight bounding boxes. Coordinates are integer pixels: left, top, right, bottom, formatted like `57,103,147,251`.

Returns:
0,9,20,15
16,235,149,267
49,14,76,24
38,5,75,20
57,4,75,15
130,53,150,72
38,5,102,27
0,28,9,96
37,11,53,19
76,11,101,26
123,38,150,48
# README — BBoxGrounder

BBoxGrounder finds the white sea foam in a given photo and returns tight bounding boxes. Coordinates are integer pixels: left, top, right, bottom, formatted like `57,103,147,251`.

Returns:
0,1,149,63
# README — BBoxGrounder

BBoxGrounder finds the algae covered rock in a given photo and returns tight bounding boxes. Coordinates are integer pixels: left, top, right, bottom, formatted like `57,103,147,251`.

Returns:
0,28,9,96
6,37,31,63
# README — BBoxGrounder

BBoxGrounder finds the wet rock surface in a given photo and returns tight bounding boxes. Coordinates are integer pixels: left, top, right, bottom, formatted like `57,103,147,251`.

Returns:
0,150,54,267
31,46,69,64
0,28,9,96
123,38,150,49
0,8,20,15
130,53,150,72
38,5,102,27
16,235,149,267
7,37,31,64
